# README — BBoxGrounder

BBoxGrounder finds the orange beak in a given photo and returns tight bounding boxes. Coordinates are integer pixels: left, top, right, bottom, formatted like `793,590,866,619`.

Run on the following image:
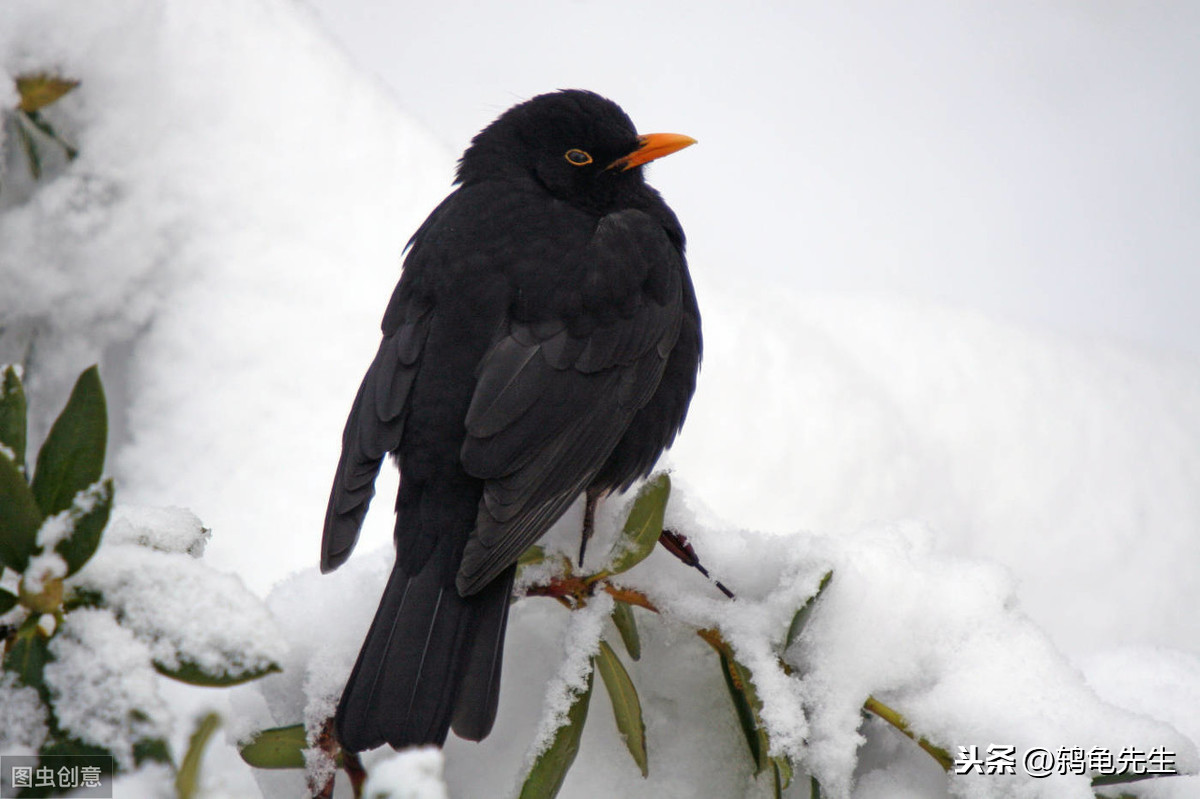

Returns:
607,132,697,171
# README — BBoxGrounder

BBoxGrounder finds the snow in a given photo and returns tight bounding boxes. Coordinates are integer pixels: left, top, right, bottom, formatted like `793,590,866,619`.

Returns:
26,480,111,589
1080,648,1200,761
3,0,1200,797
44,608,173,770
522,591,614,767
19,550,65,594
671,287,1200,656
105,505,210,557
240,500,1198,798
0,0,452,591
71,536,286,681
362,747,449,799
0,671,48,754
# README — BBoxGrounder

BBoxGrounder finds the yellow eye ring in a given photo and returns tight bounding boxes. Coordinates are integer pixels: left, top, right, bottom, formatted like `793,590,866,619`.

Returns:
564,148,593,166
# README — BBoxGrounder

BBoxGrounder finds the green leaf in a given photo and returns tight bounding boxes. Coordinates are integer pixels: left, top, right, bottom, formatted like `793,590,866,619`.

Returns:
518,544,547,567
611,599,641,661
30,365,107,517
1091,772,1183,789
607,473,670,575
15,113,42,180
785,571,833,650
3,615,51,693
21,110,77,161
155,658,281,687
519,667,594,799
0,588,17,614
516,544,549,583
239,724,307,769
595,639,648,777
63,586,104,611
0,365,27,470
133,736,173,766
771,756,793,797
718,649,769,775
0,449,42,572
54,478,113,577
177,712,221,798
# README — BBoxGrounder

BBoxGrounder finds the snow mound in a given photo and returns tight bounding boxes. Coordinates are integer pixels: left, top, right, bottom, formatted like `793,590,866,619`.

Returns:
0,0,454,593
105,505,210,557
45,608,172,769
672,285,1200,656
362,747,449,799
73,534,287,682
0,671,49,754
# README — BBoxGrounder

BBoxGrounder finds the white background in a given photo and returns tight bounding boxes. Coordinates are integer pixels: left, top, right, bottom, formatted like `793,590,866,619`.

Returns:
306,0,1200,358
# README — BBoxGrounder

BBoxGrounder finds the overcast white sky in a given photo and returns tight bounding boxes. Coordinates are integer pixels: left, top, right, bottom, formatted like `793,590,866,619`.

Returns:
303,1,1200,358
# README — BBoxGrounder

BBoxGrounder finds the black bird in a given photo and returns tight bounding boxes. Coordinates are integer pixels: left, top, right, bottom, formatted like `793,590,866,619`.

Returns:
321,90,701,752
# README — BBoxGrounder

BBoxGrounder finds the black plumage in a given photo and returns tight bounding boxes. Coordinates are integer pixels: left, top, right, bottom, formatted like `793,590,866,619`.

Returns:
321,89,701,752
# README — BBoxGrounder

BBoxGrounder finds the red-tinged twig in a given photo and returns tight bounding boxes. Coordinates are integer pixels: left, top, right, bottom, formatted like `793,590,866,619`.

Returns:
602,584,659,613
309,717,339,798
343,749,367,798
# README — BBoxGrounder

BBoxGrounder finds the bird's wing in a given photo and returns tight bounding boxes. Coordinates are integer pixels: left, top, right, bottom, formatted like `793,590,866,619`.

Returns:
321,288,433,572
456,209,684,595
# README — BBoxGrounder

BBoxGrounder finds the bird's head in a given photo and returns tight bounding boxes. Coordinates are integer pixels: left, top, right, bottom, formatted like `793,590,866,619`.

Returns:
455,90,695,212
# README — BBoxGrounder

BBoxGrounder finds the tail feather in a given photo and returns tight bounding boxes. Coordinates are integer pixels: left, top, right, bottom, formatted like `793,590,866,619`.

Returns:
335,560,515,751
452,566,514,740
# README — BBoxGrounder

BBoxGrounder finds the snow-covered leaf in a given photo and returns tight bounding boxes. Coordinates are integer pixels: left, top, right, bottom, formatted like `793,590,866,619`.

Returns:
156,657,280,687
105,506,210,557
0,448,41,572
595,639,647,778
0,670,48,752
519,667,593,799
50,478,113,577
70,543,285,688
44,608,171,770
606,473,670,575
0,364,27,469
784,570,832,651
39,734,117,761
238,723,306,769
30,365,106,518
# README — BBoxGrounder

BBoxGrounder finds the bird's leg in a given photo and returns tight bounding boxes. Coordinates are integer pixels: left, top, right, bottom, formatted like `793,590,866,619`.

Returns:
578,486,603,568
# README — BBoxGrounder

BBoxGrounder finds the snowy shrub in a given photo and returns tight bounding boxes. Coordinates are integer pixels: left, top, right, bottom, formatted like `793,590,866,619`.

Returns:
0,365,285,794
238,471,1197,799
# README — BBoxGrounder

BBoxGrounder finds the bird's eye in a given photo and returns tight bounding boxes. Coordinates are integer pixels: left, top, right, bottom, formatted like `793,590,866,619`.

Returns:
564,148,593,166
